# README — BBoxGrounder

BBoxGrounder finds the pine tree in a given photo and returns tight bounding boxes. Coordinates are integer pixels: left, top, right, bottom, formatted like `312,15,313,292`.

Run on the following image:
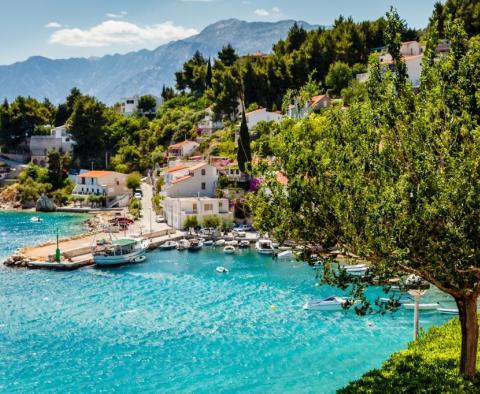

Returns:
237,109,251,173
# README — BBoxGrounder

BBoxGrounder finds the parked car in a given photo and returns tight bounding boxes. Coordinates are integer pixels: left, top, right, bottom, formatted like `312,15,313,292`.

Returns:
236,224,253,232
155,215,166,223
134,192,142,199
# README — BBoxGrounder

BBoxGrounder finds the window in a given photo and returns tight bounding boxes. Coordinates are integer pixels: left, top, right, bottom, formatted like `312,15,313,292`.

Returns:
201,169,206,176
204,204,213,212
91,178,94,185
201,182,206,190
192,203,198,213
81,177,86,185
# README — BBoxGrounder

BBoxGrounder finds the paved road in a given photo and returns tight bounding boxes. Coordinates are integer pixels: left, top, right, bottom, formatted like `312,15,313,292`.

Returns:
140,181,169,232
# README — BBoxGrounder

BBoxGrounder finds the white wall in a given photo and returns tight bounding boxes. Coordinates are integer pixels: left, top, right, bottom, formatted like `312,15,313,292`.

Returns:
246,109,283,130
165,164,218,198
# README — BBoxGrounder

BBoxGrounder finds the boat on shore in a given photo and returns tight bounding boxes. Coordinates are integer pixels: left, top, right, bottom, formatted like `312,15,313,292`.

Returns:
303,296,348,311
160,240,178,250
188,239,203,251
256,239,275,255
93,237,149,267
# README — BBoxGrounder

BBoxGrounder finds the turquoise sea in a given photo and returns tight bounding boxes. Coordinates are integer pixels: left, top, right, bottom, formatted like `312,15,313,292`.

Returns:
0,211,454,393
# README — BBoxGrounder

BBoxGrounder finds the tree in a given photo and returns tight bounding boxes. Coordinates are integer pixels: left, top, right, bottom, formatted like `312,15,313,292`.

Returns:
126,172,141,191
47,150,71,190
137,95,157,116
252,12,480,381
325,61,352,95
237,110,251,173
202,215,221,229
69,96,108,168
217,44,238,67
206,58,213,88
175,51,207,97
209,63,242,119
161,85,176,102
285,22,308,52
183,215,198,229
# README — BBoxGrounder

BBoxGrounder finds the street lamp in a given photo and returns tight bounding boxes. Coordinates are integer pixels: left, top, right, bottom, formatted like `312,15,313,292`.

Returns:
405,274,430,340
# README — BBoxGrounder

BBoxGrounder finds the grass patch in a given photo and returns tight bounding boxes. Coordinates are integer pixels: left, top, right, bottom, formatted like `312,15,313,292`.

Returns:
339,319,480,393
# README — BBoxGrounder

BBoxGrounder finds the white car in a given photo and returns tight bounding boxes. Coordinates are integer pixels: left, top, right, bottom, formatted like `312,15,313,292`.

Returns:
155,215,166,223
134,192,142,199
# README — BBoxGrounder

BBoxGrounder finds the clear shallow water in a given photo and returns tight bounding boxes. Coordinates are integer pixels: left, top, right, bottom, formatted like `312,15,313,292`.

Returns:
0,213,454,393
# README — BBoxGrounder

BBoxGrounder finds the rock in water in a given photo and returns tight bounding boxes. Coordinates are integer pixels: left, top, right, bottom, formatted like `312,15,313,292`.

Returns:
36,195,56,212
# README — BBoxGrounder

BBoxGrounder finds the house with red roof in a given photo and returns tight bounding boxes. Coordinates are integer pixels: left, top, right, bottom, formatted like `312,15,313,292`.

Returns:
162,161,219,198
287,94,331,119
73,170,130,207
167,140,200,159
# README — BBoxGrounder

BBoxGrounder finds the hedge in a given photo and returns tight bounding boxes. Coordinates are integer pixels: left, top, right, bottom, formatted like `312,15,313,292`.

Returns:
339,319,480,393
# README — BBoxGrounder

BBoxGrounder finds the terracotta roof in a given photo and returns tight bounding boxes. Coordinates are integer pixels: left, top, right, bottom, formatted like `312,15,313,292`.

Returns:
171,175,193,184
166,165,189,173
310,95,329,106
169,140,196,149
79,171,115,178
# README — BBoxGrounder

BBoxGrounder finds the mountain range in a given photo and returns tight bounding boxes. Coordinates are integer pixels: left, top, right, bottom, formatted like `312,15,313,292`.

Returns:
0,19,317,105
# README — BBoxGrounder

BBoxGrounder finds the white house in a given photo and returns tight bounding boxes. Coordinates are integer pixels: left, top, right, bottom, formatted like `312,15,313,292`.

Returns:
73,170,130,207
162,161,219,198
162,197,232,229
197,107,224,135
246,108,283,130
287,95,331,119
30,125,74,166
118,95,162,116
167,140,200,159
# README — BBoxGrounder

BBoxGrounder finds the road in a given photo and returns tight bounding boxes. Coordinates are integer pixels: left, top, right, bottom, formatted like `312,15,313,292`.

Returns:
140,181,169,233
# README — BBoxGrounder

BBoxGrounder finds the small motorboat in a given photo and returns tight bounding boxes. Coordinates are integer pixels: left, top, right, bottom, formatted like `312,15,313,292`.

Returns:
303,296,348,311
214,239,226,247
130,255,147,264
403,303,440,311
223,245,236,254
379,294,413,305
30,216,42,222
94,237,149,267
216,266,229,273
177,239,190,251
277,250,294,261
160,240,178,250
188,239,203,252
437,307,459,315
239,240,250,249
256,239,275,255
225,240,238,246
203,240,214,246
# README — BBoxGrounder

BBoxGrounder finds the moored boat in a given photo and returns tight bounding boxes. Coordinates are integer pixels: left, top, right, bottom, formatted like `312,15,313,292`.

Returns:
30,216,42,223
216,266,229,273
225,240,238,246
203,240,214,246
277,250,294,261
177,239,190,250
255,239,275,255
403,303,440,311
214,239,226,247
239,240,250,249
223,245,236,254
160,240,178,250
93,237,149,267
303,296,348,311
437,307,459,315
342,264,368,276
188,239,203,251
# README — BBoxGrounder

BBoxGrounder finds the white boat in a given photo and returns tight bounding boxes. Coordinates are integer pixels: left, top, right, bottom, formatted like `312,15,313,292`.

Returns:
177,239,190,250
277,250,294,261
93,237,149,267
379,295,413,305
225,240,238,246
203,240,214,246
188,239,203,251
30,216,42,222
403,303,440,311
239,240,250,249
278,246,292,251
160,240,178,250
256,239,275,255
216,266,229,273
437,307,459,315
303,296,348,311
223,245,236,254
214,239,226,246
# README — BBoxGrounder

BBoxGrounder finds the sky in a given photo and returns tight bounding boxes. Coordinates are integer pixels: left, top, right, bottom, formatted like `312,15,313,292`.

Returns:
0,0,440,65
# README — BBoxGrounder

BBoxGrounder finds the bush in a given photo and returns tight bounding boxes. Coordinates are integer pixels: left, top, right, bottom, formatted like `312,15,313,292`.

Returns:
16,178,49,204
183,215,198,229
129,197,142,218
202,215,220,229
127,172,142,190
152,195,163,214
339,319,480,393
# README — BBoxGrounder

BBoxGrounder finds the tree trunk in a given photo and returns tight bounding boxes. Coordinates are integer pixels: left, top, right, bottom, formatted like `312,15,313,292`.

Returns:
456,294,479,380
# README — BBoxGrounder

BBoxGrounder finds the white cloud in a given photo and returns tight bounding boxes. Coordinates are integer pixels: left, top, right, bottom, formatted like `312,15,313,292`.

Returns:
254,6,281,18
106,11,127,18
48,20,198,48
45,22,62,29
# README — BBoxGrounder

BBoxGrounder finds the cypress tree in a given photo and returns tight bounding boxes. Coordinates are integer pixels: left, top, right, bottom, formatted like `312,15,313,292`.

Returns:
206,58,213,88
237,110,251,173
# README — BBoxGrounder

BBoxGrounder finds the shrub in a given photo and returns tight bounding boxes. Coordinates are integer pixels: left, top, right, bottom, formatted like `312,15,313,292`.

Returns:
339,319,480,393
202,215,220,229
183,215,198,229
127,172,142,191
